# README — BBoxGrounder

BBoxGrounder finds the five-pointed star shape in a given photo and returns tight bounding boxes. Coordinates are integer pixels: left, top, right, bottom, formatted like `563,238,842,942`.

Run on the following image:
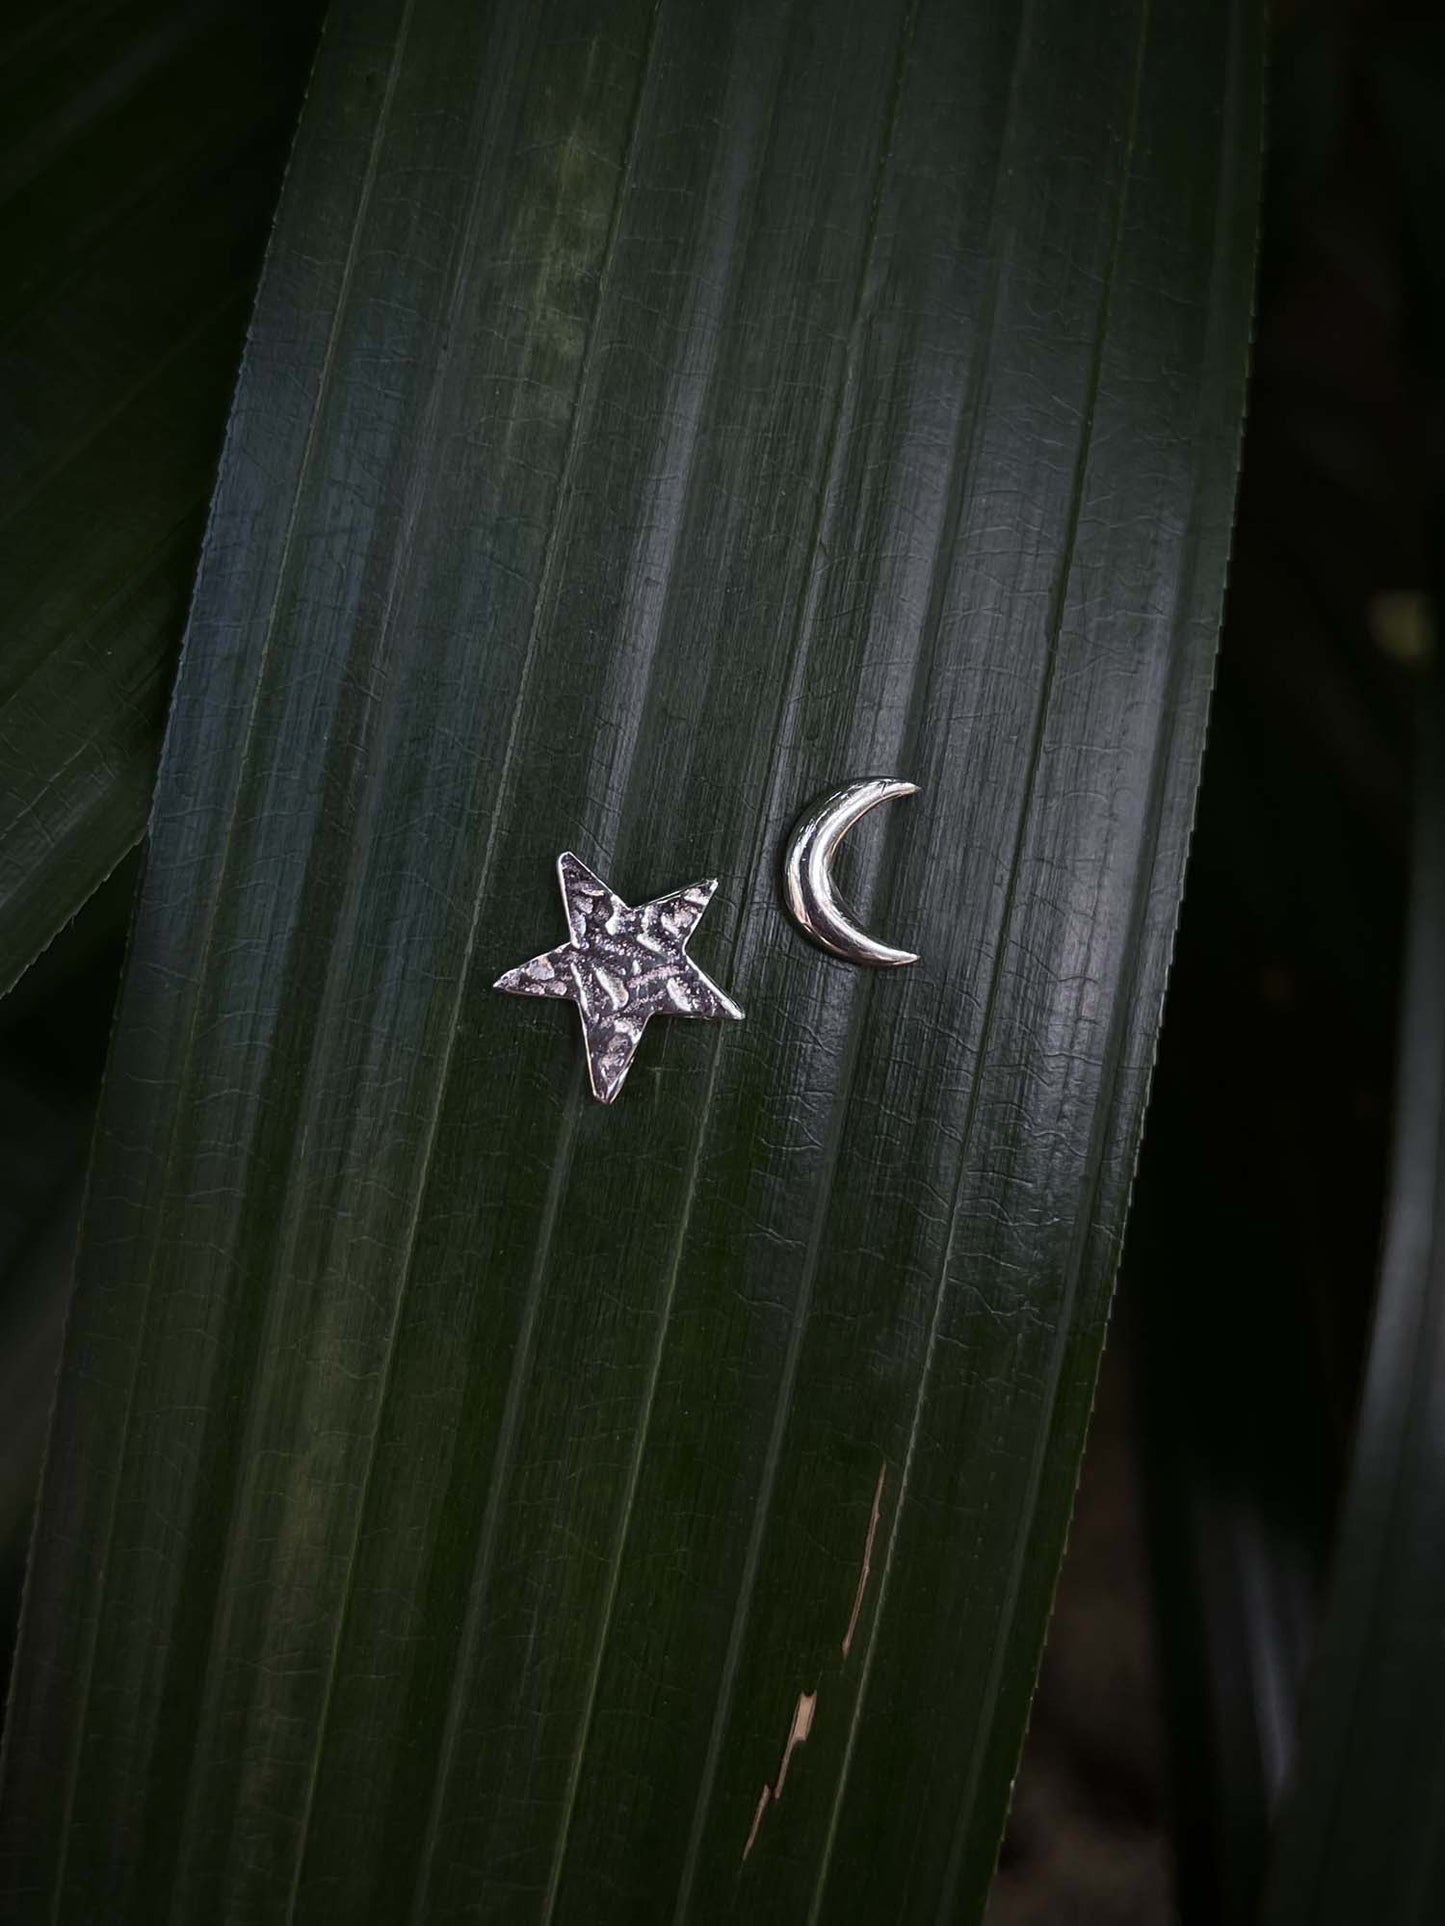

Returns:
494,852,743,1103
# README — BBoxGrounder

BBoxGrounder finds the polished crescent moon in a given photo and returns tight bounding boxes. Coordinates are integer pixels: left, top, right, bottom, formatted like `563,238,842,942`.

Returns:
783,779,919,968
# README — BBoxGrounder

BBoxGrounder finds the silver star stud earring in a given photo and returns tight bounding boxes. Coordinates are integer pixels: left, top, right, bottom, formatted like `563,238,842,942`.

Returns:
494,852,743,1103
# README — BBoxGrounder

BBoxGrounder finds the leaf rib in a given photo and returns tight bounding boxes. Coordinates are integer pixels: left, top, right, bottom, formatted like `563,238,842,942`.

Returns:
39,4,418,1914
272,20,590,1919
535,23,804,1921
670,1,1034,1883
277,10,682,1914
932,16,1258,1903
653,5,949,1911
806,2,1154,1912
407,1079,586,1924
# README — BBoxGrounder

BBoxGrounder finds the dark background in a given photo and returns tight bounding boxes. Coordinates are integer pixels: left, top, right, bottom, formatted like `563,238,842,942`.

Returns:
2,0,1442,1919
990,0,1443,1917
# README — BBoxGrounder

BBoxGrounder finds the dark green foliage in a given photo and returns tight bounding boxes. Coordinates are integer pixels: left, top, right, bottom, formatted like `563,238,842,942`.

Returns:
0,0,1261,1918
1261,674,1445,1925
0,0,323,993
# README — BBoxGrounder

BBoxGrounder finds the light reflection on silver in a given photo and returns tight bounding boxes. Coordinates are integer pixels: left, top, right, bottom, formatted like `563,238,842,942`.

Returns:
494,852,742,1103
782,779,920,969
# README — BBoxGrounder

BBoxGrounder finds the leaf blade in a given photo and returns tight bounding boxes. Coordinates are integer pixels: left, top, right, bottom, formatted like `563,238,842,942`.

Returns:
1261,674,1445,1924
0,0,323,995
0,0,1262,1919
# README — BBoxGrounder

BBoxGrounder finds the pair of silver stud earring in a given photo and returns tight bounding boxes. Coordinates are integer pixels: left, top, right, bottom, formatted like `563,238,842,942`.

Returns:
494,778,919,1104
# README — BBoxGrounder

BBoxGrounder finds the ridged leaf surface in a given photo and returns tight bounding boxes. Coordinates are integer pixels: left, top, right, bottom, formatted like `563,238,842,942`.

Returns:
0,0,1262,1918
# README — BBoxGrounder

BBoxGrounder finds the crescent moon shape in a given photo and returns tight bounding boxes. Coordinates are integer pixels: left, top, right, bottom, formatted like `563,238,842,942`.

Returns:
783,778,920,968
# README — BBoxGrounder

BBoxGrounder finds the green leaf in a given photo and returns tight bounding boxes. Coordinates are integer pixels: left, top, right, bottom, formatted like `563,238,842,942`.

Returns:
1259,30,1445,1920
0,0,323,995
0,857,136,1689
1121,601,1402,1919
0,1069,86,1631
1260,672,1445,1923
0,0,1261,1917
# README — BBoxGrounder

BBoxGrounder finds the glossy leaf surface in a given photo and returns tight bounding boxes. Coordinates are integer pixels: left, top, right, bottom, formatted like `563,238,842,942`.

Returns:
0,0,1262,1917
0,0,322,993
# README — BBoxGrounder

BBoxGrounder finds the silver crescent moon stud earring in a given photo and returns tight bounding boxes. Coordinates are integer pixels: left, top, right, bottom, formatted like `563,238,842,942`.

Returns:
782,779,920,968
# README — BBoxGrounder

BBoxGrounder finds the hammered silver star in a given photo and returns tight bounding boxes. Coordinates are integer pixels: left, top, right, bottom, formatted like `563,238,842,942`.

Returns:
493,852,744,1103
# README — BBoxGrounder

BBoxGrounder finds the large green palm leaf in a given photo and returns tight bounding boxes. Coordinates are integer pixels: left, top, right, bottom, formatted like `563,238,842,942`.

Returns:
0,0,1262,1917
